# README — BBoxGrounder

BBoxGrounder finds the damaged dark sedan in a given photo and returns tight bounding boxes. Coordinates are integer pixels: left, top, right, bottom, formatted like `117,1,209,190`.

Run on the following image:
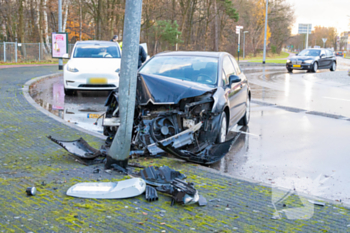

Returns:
102,51,251,164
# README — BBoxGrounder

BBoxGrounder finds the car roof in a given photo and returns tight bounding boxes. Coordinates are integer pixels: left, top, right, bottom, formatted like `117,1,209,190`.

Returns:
155,51,228,58
76,40,116,44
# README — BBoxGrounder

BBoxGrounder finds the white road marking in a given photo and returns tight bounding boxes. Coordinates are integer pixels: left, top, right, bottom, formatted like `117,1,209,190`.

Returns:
323,97,350,102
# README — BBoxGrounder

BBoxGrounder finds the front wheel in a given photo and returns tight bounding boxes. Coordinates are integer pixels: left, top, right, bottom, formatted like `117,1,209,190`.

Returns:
238,97,250,126
330,61,336,71
287,68,293,73
216,112,227,143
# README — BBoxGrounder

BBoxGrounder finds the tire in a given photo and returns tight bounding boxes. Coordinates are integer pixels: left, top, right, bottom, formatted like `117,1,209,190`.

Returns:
64,88,74,96
311,62,318,73
330,61,336,71
216,112,227,143
287,68,293,73
238,97,250,126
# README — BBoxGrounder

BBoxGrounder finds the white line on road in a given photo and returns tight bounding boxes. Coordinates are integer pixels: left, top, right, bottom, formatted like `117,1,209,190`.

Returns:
323,97,350,102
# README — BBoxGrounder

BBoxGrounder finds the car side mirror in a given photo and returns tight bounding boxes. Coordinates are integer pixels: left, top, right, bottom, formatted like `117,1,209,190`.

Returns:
320,54,325,58
229,75,241,85
295,53,298,56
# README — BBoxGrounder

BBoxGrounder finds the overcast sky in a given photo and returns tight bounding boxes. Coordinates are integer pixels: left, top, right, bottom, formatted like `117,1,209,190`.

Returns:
286,0,349,35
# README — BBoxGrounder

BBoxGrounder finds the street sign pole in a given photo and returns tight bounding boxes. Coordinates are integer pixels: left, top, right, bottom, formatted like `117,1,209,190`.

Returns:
106,0,143,169
262,0,269,64
322,38,327,48
238,30,240,62
305,24,309,49
58,0,63,70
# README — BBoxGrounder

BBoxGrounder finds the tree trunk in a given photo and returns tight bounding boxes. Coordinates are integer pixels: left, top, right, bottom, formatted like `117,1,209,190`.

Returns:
213,0,218,51
43,0,51,52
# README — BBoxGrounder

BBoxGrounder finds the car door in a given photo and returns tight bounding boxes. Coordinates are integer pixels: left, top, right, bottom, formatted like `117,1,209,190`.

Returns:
222,56,242,124
325,50,334,67
230,56,247,116
319,50,327,68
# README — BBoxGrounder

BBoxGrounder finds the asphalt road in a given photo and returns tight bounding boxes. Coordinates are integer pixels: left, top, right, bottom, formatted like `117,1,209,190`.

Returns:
29,58,350,203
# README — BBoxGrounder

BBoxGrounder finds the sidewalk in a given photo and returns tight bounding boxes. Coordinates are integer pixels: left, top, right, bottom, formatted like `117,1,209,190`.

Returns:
0,66,349,232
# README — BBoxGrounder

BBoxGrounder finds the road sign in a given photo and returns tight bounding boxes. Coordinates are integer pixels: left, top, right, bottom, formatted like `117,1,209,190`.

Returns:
236,26,243,29
238,44,240,52
298,24,312,34
322,38,327,43
236,29,240,34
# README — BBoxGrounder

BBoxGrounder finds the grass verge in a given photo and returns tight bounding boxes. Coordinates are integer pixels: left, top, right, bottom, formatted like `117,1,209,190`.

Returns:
248,59,287,64
244,51,289,61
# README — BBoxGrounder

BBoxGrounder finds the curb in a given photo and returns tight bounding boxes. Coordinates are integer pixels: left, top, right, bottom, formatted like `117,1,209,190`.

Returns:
22,73,106,140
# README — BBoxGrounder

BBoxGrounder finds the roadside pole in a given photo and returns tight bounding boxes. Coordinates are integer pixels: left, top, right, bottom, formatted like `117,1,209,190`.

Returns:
236,26,243,62
58,0,63,70
106,0,143,168
15,38,17,63
3,42,6,62
262,0,269,64
243,31,249,59
305,24,309,49
238,31,240,62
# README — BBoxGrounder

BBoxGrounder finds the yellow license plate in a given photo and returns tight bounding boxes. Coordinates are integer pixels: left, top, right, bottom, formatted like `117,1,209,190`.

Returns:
293,65,301,68
88,78,107,84
87,113,101,119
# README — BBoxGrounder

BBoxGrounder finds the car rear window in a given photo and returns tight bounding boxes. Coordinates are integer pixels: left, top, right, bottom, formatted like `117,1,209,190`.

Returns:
139,56,218,85
73,43,121,58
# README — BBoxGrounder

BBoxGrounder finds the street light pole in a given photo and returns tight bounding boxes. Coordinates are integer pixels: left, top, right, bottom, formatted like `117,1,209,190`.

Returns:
262,0,269,64
106,0,143,168
243,31,249,59
58,0,63,70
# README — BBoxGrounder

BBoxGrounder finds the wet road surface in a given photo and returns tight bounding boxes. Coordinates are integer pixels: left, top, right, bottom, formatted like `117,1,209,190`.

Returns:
29,59,350,203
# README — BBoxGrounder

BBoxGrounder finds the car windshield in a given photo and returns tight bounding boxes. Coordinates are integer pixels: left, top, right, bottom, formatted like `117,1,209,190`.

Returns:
139,56,218,85
73,43,121,58
298,49,320,57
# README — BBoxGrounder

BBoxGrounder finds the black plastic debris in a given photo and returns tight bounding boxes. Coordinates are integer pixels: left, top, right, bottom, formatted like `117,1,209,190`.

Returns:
48,136,103,159
26,187,36,196
135,166,186,186
156,178,199,205
110,163,129,175
145,186,158,202
156,139,235,165
198,195,207,206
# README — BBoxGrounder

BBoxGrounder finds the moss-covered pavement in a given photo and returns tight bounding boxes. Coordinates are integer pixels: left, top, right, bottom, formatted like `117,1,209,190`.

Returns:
0,66,349,232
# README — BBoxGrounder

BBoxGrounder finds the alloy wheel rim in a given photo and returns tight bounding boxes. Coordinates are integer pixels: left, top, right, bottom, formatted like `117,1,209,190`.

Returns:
220,115,227,142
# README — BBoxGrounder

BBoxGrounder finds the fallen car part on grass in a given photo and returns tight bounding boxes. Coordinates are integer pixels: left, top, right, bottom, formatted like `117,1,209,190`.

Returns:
156,178,200,205
198,195,208,206
156,138,235,165
66,178,146,199
48,136,104,160
308,200,325,206
26,187,37,196
145,185,158,202
134,165,186,186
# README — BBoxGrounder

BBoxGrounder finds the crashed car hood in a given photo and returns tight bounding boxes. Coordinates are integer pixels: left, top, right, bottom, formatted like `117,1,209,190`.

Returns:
137,73,216,105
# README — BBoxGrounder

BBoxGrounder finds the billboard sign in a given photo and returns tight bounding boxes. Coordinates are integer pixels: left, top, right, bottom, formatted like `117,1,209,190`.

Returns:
52,32,69,58
298,24,312,34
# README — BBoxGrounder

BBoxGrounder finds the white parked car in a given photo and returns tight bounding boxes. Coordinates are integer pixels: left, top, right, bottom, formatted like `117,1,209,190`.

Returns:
63,41,121,95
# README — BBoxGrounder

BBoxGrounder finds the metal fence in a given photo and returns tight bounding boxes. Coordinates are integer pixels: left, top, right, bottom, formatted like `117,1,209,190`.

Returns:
0,42,75,62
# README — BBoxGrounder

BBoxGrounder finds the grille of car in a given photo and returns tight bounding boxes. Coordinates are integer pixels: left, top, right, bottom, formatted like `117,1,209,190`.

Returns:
78,84,116,88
